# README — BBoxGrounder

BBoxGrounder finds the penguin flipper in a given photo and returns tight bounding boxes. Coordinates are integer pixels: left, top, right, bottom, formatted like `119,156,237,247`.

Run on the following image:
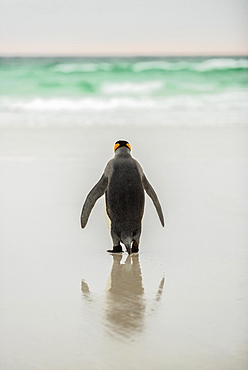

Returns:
81,174,108,228
142,175,165,227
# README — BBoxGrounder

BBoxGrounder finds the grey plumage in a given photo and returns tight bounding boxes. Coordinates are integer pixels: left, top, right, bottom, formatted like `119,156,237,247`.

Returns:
80,141,164,254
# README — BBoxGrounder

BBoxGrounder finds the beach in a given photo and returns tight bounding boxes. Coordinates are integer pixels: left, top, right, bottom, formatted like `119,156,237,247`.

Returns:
0,124,247,369
1,56,248,369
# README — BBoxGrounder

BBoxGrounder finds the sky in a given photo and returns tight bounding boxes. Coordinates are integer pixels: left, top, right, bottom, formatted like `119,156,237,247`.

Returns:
0,0,247,56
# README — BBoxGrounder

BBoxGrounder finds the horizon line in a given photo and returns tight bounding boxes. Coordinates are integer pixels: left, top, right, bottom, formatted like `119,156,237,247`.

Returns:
1,52,248,58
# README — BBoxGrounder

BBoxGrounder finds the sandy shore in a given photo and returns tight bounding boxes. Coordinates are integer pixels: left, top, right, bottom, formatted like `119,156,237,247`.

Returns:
0,126,247,369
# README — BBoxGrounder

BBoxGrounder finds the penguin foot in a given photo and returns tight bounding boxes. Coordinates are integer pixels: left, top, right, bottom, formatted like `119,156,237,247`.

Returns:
131,247,139,254
107,245,123,253
131,242,139,254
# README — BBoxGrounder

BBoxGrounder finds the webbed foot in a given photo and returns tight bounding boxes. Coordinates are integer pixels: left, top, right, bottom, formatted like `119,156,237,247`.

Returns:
131,246,139,253
131,241,139,254
107,245,123,253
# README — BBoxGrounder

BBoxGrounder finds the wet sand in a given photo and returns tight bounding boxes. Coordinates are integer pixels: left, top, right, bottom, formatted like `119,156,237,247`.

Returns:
0,126,248,369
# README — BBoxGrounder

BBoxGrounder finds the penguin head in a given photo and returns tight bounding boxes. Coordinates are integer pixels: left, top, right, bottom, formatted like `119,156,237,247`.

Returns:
114,140,132,152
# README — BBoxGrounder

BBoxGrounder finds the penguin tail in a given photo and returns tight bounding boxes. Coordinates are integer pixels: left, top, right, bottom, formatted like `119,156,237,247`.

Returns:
121,232,132,255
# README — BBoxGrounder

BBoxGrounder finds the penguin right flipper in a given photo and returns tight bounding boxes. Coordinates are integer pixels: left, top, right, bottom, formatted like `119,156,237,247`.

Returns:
81,174,108,228
142,174,165,227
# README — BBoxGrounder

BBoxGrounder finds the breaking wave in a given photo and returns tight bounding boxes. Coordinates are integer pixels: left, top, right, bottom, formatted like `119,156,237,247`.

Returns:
1,91,247,112
49,58,248,74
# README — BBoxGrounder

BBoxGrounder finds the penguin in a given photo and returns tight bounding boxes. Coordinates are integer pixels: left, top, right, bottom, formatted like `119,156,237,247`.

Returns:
80,140,164,254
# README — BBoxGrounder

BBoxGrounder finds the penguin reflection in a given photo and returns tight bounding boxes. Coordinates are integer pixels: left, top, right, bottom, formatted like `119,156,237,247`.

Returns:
105,254,145,336
81,254,165,338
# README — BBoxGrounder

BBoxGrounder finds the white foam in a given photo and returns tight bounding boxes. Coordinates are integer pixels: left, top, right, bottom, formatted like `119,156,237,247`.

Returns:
132,61,185,72
132,58,248,72
1,91,248,112
53,63,111,73
101,81,163,95
193,58,248,72
0,97,157,111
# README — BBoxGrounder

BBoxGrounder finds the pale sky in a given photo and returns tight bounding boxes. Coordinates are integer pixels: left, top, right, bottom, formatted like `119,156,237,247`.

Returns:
0,0,247,56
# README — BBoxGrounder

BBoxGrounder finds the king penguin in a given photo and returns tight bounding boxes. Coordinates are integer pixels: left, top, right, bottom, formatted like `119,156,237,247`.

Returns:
80,140,164,254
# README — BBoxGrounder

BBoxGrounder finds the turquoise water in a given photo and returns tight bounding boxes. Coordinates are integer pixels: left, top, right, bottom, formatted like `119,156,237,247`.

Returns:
1,56,248,127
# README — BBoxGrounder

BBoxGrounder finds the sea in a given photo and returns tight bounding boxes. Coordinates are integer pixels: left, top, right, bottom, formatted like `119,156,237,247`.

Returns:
1,56,248,128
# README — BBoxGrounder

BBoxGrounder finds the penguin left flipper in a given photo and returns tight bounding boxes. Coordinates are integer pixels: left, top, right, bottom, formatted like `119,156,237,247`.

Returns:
81,174,108,228
142,174,165,227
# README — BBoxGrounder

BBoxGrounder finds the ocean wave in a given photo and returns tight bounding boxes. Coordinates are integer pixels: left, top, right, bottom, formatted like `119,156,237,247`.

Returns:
50,58,248,74
1,57,247,100
1,92,247,112
0,97,156,111
101,81,163,95
132,58,248,72
52,62,112,73
193,58,248,71
132,61,187,72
